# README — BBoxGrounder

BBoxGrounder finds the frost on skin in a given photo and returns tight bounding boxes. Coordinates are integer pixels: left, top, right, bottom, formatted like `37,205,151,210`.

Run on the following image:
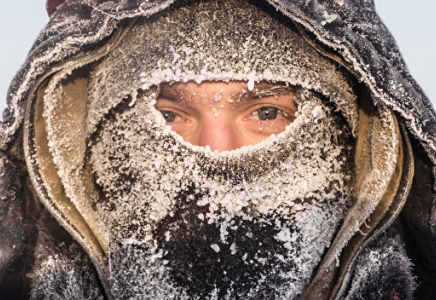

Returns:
90,89,355,299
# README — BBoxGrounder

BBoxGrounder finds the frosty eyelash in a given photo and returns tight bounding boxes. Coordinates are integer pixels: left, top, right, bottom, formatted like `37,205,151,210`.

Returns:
160,110,183,123
248,107,294,121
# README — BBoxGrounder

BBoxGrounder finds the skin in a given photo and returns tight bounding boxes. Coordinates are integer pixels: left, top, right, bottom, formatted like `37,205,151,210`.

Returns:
155,81,298,151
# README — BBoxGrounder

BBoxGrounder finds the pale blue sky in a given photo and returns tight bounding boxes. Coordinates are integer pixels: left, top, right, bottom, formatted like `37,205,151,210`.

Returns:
0,1,435,119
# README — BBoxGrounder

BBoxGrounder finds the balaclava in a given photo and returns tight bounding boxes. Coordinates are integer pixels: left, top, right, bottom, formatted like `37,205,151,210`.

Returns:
47,0,360,298
91,90,354,299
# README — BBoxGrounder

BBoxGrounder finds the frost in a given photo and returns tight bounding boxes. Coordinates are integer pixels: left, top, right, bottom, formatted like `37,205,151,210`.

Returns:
312,105,324,119
213,90,223,102
90,87,354,299
211,244,220,253
321,12,339,26
247,76,255,91
230,243,238,255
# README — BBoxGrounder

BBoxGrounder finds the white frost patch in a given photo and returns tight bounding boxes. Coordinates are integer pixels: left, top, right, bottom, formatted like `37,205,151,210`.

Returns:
312,105,324,119
321,12,339,26
211,244,221,253
247,75,255,91
230,242,238,255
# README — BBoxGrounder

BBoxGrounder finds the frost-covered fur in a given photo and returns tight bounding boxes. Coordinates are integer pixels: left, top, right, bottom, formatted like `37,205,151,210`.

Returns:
344,229,416,300
90,89,354,299
30,230,104,300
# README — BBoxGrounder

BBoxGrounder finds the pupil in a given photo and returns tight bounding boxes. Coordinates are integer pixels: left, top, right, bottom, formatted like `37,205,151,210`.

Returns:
162,111,177,122
258,107,278,121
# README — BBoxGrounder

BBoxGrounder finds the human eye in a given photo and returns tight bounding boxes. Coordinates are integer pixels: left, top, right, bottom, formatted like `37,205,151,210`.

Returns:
248,106,293,121
155,96,186,124
159,110,182,123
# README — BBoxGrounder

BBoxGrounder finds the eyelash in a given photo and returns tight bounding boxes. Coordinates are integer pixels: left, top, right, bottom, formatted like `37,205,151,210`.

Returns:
160,110,183,123
158,106,295,123
247,106,294,122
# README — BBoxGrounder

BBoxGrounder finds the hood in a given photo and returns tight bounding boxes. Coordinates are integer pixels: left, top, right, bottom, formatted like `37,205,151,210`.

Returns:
2,0,435,299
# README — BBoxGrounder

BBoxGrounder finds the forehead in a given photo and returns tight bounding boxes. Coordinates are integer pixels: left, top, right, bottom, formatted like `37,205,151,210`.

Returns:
159,81,293,99
162,80,288,90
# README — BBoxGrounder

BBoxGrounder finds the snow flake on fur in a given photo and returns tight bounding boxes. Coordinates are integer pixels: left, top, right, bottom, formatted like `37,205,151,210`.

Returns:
30,232,104,300
344,230,416,300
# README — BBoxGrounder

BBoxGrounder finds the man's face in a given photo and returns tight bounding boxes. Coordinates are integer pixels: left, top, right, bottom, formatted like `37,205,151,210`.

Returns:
155,81,297,151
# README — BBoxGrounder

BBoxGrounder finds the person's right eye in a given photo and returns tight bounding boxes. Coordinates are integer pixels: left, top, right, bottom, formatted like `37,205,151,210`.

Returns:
159,110,182,123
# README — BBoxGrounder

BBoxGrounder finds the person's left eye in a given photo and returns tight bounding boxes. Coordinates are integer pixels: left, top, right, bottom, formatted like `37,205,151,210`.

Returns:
159,110,182,123
249,107,291,121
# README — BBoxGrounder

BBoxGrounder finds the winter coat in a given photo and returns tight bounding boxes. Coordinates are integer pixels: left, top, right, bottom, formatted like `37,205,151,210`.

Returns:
0,0,435,299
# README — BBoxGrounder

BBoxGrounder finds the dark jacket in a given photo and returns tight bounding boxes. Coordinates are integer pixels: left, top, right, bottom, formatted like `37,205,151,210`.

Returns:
0,0,435,299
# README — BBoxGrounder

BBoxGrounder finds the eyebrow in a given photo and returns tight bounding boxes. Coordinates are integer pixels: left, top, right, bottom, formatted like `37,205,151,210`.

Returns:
157,82,296,104
235,83,296,101
158,84,194,105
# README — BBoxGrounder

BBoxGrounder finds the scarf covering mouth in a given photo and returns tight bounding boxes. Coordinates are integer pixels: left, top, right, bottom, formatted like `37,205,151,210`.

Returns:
89,87,355,299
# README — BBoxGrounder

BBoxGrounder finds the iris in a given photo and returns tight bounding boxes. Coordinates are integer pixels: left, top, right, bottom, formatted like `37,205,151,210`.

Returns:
161,111,178,122
256,107,278,121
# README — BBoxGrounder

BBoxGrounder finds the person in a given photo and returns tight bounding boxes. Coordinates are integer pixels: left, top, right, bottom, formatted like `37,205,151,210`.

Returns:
0,0,435,299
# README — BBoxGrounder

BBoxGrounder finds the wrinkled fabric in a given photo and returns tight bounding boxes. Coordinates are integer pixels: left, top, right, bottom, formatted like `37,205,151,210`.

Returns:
0,153,26,293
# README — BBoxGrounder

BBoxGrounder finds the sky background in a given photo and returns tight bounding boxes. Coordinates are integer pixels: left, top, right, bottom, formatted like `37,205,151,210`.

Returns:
0,1,435,120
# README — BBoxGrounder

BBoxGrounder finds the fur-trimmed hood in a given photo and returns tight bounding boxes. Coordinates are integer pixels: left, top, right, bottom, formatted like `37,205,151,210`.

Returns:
0,0,435,299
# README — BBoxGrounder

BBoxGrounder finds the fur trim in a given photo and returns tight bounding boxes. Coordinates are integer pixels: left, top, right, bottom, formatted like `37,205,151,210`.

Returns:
344,229,416,300
30,230,104,300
